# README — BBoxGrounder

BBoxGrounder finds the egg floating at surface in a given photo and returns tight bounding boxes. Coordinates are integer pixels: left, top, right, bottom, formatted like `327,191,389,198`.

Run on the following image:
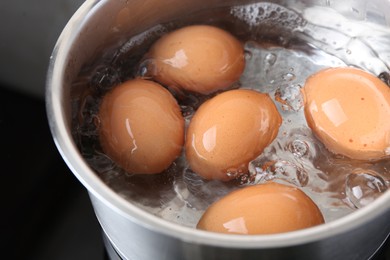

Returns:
197,182,325,234
303,67,390,160
98,79,184,174
146,25,245,94
185,89,282,181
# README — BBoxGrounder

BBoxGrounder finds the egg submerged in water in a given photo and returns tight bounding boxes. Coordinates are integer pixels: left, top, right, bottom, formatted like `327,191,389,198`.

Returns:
98,79,185,174
303,67,390,161
146,25,245,94
197,182,325,234
185,89,282,181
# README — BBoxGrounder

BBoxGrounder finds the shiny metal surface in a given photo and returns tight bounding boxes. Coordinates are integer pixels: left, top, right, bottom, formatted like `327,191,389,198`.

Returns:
103,231,122,260
46,0,390,259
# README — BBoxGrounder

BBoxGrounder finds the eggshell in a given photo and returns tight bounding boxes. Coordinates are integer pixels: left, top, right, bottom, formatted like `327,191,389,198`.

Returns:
185,89,282,181
147,25,245,94
303,67,390,160
98,79,184,174
197,182,325,234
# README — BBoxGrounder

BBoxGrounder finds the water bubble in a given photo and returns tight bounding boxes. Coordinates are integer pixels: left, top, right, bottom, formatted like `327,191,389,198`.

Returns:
226,167,245,179
226,171,237,178
252,160,309,187
280,11,288,20
269,10,278,18
258,7,264,16
345,171,388,209
282,72,296,81
244,50,253,60
378,71,390,86
265,53,277,66
278,36,288,46
91,65,121,94
238,173,250,185
180,105,195,120
248,161,274,184
138,64,148,77
275,84,304,111
274,160,309,187
137,59,158,78
288,140,309,157
231,2,306,29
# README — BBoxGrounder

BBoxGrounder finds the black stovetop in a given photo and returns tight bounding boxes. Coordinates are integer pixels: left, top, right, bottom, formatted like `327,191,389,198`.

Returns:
0,85,103,260
1,85,388,260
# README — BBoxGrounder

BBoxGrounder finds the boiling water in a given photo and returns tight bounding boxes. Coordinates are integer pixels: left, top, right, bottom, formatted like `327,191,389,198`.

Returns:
72,2,390,228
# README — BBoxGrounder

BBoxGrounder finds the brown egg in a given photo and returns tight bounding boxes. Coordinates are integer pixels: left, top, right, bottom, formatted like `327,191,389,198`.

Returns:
185,89,282,181
197,182,325,235
303,67,390,160
147,25,245,94
98,79,184,174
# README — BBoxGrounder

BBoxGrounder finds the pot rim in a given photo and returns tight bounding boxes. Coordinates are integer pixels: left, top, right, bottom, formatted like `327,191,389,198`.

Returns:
46,0,390,249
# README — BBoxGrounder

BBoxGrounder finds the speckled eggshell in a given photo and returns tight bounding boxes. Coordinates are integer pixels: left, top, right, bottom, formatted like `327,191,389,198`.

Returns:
303,67,390,160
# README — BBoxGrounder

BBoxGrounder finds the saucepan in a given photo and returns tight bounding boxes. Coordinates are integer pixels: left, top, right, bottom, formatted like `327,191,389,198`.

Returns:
46,0,390,259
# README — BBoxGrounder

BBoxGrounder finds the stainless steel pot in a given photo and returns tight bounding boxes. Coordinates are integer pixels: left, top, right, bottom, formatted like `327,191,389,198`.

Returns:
46,0,390,259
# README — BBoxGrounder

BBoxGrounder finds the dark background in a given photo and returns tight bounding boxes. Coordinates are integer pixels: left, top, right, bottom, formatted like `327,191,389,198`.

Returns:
0,1,389,260
0,87,104,259
0,0,104,259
